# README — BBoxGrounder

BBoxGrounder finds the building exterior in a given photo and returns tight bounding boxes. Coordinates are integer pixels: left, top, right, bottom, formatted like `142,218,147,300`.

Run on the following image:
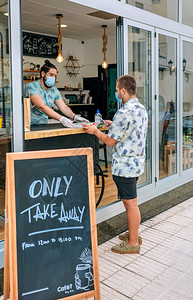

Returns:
0,0,193,267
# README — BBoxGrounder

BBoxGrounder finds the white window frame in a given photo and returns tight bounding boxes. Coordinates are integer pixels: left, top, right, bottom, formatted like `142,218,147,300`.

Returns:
181,36,193,179
155,29,180,188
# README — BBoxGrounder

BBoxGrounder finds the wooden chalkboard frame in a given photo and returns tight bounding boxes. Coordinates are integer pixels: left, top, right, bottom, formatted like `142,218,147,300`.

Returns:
4,148,101,300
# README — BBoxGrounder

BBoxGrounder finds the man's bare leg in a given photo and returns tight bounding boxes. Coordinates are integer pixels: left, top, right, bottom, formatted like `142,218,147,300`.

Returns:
122,198,141,247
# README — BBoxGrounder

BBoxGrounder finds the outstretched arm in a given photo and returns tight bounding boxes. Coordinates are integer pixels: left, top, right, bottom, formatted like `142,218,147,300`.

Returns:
83,124,117,146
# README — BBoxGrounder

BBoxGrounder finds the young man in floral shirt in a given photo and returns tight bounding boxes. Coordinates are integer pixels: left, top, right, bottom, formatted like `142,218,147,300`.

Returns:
83,75,148,254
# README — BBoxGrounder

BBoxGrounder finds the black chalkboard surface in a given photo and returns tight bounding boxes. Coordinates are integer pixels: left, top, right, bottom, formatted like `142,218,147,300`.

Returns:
5,149,100,300
23,31,58,58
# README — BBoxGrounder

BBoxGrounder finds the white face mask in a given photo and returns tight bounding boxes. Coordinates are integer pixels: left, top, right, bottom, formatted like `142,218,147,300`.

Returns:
115,90,122,103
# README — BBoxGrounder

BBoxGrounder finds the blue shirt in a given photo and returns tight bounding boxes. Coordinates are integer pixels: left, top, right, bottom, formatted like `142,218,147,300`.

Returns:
25,80,61,124
108,98,148,178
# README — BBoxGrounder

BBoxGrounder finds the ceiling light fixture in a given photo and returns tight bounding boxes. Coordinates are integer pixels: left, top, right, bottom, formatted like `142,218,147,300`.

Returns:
56,14,64,63
57,24,67,28
102,25,108,69
4,12,8,16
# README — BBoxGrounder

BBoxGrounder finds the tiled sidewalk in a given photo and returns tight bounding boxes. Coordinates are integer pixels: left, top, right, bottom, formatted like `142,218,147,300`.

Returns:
2,197,193,300
96,197,193,300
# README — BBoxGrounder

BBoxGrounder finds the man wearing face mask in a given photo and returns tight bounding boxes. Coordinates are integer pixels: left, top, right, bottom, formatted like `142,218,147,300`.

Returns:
25,60,89,127
83,75,148,254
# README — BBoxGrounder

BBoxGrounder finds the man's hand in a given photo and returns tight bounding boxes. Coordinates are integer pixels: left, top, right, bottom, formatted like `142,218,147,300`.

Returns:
103,120,112,127
83,124,98,135
60,116,73,128
74,115,89,123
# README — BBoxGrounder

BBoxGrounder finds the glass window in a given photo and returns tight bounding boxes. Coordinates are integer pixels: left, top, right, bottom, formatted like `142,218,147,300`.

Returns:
183,41,193,171
159,35,177,179
128,25,152,187
126,0,178,22
182,0,193,27
0,1,12,240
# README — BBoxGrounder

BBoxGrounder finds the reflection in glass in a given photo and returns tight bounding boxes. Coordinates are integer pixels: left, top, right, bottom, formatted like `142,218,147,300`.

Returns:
183,41,193,171
182,0,193,28
0,3,12,240
159,35,177,179
128,25,152,186
126,0,178,22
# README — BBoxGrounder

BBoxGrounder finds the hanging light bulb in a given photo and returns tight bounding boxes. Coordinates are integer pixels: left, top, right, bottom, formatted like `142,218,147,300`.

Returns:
56,14,64,63
102,25,108,69
102,60,108,69
56,53,63,63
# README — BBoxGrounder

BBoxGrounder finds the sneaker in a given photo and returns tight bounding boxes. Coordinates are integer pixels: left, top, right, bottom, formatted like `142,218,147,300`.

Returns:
119,231,142,245
111,240,140,254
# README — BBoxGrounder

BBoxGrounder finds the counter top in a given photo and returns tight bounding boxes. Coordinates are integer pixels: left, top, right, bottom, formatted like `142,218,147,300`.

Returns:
25,126,86,140
25,124,109,140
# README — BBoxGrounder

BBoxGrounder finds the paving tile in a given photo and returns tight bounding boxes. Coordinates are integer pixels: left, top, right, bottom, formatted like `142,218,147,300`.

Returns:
140,228,171,244
140,239,157,254
178,205,193,219
166,214,193,227
125,256,166,280
175,227,193,243
152,220,183,235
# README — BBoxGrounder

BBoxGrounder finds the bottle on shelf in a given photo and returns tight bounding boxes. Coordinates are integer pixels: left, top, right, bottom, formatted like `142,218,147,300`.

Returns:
95,109,102,125
183,133,186,144
188,128,192,142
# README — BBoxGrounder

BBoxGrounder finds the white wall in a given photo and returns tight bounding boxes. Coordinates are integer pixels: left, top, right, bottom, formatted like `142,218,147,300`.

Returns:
82,35,116,78
23,34,116,89
23,37,84,90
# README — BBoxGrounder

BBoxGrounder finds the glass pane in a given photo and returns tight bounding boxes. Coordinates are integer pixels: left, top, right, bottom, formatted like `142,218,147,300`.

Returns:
182,0,193,27
159,35,177,179
0,0,12,240
183,41,193,170
128,25,152,186
126,0,178,22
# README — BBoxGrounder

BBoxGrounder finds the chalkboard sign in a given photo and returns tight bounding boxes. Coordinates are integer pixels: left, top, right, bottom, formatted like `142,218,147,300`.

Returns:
23,31,58,58
4,148,100,300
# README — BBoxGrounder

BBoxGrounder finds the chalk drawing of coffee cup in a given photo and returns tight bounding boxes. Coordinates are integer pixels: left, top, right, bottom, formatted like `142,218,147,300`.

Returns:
75,264,94,290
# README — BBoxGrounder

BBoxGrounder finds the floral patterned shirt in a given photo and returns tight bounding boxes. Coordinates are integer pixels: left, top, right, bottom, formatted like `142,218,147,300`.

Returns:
108,98,148,178
25,80,61,124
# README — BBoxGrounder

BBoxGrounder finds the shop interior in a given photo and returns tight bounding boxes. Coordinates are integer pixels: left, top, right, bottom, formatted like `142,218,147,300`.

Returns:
20,0,119,214
0,0,120,242
21,0,118,121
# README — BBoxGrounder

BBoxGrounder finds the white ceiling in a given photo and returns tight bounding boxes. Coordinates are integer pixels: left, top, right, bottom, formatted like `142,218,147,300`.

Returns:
21,0,117,40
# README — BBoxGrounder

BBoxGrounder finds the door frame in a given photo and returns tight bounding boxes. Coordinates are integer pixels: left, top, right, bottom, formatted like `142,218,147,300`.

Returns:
180,35,193,178
155,28,180,188
123,18,156,193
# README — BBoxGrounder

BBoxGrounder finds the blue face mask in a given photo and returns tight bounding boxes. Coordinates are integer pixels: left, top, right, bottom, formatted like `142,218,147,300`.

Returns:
44,76,55,88
115,92,122,103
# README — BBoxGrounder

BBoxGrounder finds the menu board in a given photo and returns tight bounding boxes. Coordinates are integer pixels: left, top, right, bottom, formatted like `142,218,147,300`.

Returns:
4,148,100,300
22,31,58,58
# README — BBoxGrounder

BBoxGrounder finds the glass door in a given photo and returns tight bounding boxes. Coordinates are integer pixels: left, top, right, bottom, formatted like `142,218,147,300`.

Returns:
182,38,193,172
156,30,179,181
123,19,154,187
0,1,12,240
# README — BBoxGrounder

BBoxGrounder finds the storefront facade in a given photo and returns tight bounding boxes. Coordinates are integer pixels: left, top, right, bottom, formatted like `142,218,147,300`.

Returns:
0,0,193,266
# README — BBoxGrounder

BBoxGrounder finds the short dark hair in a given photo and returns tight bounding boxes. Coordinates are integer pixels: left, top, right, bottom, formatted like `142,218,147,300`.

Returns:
116,75,136,95
40,60,57,77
